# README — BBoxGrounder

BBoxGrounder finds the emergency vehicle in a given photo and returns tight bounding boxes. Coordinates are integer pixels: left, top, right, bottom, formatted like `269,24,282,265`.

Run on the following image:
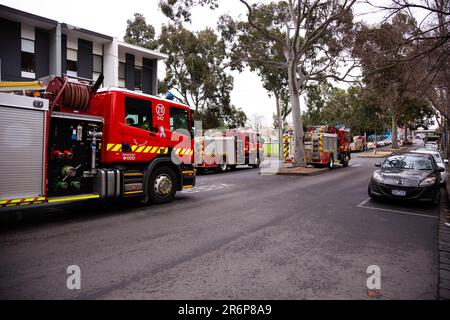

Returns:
350,135,366,152
0,75,195,209
304,126,351,168
195,129,264,172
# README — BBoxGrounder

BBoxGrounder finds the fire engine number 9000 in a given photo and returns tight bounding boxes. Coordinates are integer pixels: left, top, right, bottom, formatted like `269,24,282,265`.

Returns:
122,153,136,161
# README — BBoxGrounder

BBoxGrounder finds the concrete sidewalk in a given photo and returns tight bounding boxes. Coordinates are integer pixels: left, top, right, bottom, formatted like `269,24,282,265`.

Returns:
439,179,450,299
276,166,329,176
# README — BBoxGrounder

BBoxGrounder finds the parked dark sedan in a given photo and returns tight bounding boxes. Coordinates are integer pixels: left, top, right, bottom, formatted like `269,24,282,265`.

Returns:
368,153,444,205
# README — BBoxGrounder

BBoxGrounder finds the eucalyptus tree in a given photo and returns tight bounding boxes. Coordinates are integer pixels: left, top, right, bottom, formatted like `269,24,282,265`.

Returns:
160,0,357,166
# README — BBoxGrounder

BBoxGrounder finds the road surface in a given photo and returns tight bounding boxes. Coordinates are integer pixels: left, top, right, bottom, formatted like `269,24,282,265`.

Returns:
0,154,439,299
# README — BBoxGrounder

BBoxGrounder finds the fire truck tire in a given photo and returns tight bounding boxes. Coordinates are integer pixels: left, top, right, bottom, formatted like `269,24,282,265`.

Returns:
218,162,228,172
147,166,177,204
342,155,350,167
328,156,334,169
250,162,260,169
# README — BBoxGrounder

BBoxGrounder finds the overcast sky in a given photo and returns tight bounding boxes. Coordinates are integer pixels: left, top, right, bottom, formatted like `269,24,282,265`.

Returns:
0,0,391,127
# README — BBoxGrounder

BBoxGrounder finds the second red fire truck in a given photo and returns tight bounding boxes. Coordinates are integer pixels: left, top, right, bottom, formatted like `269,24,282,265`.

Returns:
195,129,264,172
304,126,351,168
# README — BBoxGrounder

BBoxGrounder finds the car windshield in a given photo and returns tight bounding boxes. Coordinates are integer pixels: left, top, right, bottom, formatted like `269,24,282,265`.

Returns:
382,155,433,170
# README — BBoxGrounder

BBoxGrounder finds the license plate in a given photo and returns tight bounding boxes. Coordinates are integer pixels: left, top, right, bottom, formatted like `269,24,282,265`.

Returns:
391,189,406,196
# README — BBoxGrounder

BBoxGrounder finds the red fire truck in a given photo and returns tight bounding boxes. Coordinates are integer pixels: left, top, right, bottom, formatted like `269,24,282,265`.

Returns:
195,129,264,172
0,75,195,208
304,126,351,168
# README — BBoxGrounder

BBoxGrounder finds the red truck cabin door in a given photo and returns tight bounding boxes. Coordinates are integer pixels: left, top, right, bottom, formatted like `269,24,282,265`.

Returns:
119,95,168,162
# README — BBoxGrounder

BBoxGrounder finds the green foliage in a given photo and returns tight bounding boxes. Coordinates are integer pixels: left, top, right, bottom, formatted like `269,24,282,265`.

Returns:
160,0,219,22
124,13,158,50
159,23,246,129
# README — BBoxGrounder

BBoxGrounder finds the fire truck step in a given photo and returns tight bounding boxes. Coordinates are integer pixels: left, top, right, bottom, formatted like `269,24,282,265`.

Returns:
122,170,145,197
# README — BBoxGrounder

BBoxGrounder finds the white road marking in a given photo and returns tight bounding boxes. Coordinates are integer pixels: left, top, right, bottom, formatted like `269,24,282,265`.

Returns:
357,198,438,219
349,163,362,167
180,183,236,194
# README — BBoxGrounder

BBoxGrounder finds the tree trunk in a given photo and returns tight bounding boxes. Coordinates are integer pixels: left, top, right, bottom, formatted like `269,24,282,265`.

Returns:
275,94,283,161
287,59,305,167
392,112,399,149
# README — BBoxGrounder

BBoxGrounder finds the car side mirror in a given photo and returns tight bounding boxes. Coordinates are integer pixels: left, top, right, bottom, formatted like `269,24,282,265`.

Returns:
437,166,445,172
374,163,381,167
444,159,449,164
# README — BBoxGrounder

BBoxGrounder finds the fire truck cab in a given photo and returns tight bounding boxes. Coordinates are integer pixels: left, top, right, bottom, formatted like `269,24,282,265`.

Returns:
304,126,351,168
0,76,195,209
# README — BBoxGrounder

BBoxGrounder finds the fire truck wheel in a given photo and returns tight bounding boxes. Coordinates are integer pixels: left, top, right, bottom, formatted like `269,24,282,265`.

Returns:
148,166,177,204
342,155,350,167
250,162,260,168
218,162,228,172
328,157,334,169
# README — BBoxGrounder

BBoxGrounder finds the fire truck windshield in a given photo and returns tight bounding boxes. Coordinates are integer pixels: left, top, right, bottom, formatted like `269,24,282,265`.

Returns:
170,107,189,132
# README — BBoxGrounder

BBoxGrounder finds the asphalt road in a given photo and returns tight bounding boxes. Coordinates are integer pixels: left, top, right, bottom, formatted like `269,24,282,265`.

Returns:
0,152,439,299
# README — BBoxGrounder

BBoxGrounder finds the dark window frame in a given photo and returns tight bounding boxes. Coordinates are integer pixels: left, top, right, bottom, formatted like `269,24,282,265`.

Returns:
134,66,142,91
21,37,36,74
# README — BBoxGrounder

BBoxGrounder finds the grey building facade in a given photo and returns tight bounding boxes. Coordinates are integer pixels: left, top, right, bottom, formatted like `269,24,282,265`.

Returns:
0,5,167,95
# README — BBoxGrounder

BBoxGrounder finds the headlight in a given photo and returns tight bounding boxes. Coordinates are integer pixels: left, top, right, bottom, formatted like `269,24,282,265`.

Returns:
419,177,436,186
372,171,383,183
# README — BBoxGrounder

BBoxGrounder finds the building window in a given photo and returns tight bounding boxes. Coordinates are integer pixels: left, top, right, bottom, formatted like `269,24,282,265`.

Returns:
135,66,142,91
66,48,78,77
21,38,35,78
124,97,152,130
118,62,125,88
92,54,102,82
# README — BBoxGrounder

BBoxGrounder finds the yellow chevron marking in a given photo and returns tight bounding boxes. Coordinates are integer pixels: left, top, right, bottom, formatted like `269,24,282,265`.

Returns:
136,146,145,153
179,149,186,156
112,144,122,152
144,146,152,153
107,144,115,151
176,149,181,155
131,145,138,152
151,146,159,153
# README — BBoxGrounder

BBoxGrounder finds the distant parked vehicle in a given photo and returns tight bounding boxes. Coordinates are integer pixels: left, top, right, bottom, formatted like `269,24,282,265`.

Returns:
424,141,439,151
412,148,448,184
368,153,443,205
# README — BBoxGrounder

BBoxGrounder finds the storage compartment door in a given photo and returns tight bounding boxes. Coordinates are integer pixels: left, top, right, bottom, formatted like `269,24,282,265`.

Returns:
0,95,47,199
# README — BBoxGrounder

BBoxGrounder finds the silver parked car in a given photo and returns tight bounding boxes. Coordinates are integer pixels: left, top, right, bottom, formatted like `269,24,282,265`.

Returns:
412,148,448,184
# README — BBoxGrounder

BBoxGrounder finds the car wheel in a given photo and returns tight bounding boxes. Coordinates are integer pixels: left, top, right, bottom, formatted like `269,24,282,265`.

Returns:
147,166,177,204
432,189,441,206
368,185,374,199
